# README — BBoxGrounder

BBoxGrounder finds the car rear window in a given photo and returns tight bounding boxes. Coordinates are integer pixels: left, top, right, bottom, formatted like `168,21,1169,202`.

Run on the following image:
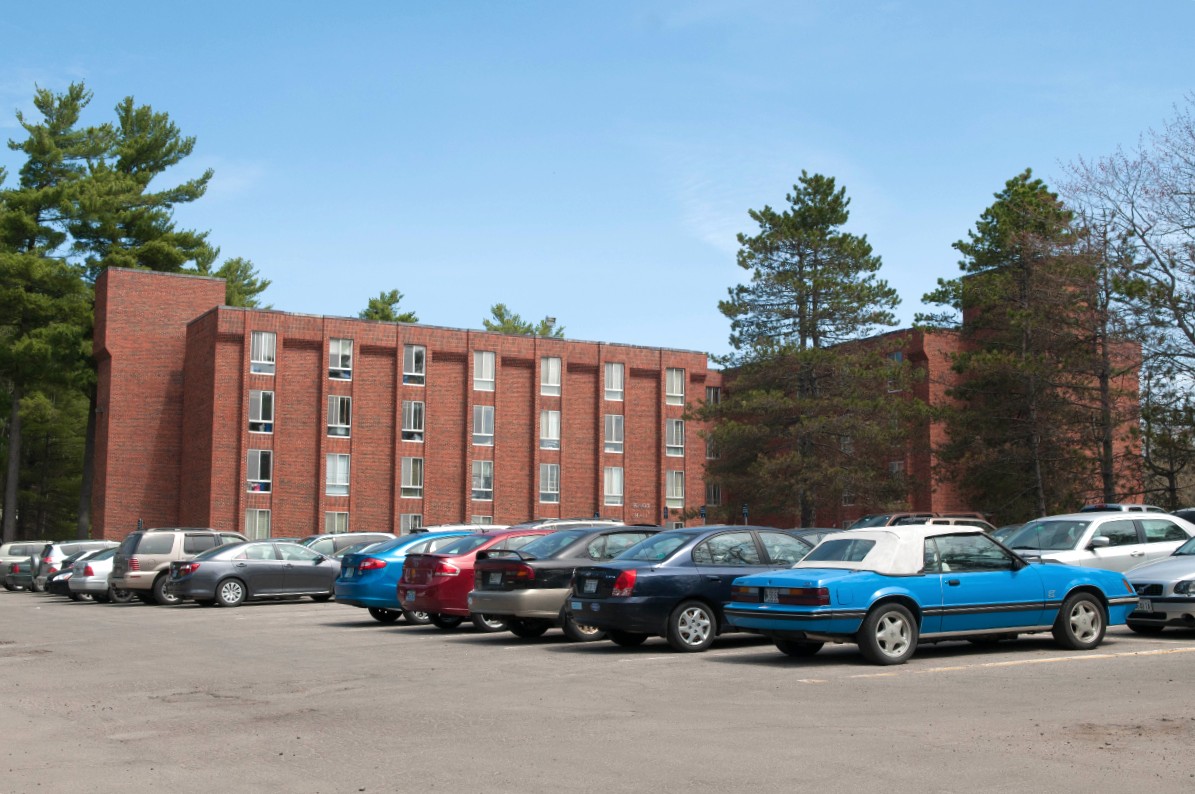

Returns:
802,538,875,563
5,543,42,557
620,532,689,562
511,530,590,559
434,535,494,555
135,534,175,555
183,535,218,554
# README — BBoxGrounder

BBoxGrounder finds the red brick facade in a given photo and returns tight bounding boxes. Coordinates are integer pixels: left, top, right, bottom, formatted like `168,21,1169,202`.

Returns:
94,269,721,540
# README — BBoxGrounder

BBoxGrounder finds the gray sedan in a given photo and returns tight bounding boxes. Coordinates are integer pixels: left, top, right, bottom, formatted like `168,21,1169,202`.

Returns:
1125,537,1195,633
169,541,336,607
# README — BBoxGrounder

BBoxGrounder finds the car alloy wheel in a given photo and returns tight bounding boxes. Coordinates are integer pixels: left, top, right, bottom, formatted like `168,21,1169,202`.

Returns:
858,603,918,665
216,578,247,608
471,613,508,633
153,575,181,606
561,611,606,642
403,610,431,625
1052,592,1105,650
109,587,135,604
666,600,716,652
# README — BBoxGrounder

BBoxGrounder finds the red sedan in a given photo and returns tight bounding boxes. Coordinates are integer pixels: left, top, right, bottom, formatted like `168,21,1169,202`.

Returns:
398,527,554,631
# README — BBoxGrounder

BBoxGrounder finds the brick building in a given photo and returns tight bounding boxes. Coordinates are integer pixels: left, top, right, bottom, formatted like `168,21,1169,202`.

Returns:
93,268,722,541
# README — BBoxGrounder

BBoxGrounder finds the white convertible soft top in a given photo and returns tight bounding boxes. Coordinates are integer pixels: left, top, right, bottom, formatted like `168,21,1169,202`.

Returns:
795,525,988,575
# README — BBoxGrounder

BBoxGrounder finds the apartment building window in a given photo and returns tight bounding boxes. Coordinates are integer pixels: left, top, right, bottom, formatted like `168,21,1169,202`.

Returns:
605,362,624,401
250,331,276,375
400,514,423,533
706,482,722,506
327,395,351,437
474,350,496,391
245,508,271,540
402,400,424,442
540,463,560,504
249,390,274,433
401,457,424,498
604,466,624,506
471,515,494,526
541,357,561,396
705,436,719,460
665,368,685,405
403,345,425,385
472,460,494,501
604,415,623,453
842,489,856,506
326,454,350,496
247,450,272,492
666,471,685,509
666,419,685,457
706,386,721,405
887,351,905,393
540,410,561,450
889,460,905,476
329,338,353,379
325,511,349,534
473,405,495,446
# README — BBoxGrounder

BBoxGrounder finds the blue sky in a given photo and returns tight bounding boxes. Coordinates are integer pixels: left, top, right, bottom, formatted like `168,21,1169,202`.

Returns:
2,1,1193,358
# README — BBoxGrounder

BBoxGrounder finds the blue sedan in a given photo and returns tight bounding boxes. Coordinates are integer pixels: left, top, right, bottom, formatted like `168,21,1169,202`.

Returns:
723,526,1140,665
568,525,818,652
335,530,474,623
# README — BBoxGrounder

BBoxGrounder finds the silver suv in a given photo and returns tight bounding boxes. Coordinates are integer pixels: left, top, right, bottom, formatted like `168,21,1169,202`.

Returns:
111,528,247,605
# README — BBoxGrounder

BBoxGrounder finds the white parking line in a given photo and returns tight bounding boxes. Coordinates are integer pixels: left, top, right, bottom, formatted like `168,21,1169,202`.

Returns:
846,646,1195,680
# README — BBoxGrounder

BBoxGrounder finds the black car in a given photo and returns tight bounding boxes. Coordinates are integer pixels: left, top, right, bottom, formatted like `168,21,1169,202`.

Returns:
169,540,337,607
567,525,816,652
469,524,659,641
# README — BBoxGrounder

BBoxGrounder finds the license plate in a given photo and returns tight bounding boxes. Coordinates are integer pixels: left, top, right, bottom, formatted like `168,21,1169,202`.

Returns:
1137,599,1152,613
405,590,415,603
764,588,779,604
488,572,502,585
583,579,597,594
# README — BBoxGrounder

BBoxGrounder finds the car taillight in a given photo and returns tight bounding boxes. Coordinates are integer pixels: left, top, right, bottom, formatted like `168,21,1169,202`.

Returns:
358,558,386,571
611,569,637,597
177,563,200,576
731,585,761,602
500,563,535,582
82,565,95,577
48,566,59,575
11,564,20,573
128,557,141,571
775,587,830,606
432,561,460,577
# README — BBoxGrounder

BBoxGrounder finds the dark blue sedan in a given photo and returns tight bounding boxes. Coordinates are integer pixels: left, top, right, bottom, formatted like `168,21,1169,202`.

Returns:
567,525,817,652
335,530,475,623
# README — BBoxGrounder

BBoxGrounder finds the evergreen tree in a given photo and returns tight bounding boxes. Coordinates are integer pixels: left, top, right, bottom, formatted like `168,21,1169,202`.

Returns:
482,303,564,337
359,289,417,322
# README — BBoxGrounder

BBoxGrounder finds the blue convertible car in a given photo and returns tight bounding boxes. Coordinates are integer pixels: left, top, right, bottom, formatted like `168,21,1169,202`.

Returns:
724,526,1139,665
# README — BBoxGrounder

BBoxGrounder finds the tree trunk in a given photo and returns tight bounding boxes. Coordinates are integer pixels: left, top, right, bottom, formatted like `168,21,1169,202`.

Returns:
3,385,22,543
76,385,96,539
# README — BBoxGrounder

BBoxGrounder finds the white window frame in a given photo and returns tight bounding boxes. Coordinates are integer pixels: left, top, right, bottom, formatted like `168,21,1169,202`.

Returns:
605,362,624,401
705,436,719,460
325,511,349,534
474,350,496,392
666,470,685,509
329,338,353,380
472,460,494,501
540,463,560,504
540,409,561,450
249,390,274,434
403,345,426,385
604,466,624,506
665,368,685,406
705,386,721,405
706,482,722,506
402,400,424,442
473,405,495,446
326,453,350,496
245,508,271,540
401,457,424,498
247,450,272,492
604,414,624,454
666,419,685,457
400,514,423,533
471,515,494,526
541,357,561,396
327,395,351,437
250,331,276,375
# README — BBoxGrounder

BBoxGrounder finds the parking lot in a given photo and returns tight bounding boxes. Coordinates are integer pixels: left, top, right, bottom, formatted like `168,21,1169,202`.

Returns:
3,590,1194,793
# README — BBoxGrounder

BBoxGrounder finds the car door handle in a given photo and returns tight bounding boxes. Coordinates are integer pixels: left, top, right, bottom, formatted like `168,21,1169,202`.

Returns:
235,563,247,568
946,579,961,586
1130,551,1145,557
705,575,722,582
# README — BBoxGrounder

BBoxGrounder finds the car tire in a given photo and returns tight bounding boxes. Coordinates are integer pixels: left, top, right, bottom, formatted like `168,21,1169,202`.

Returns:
665,600,717,653
507,618,551,639
471,613,508,633
92,591,111,604
1052,592,1106,650
402,609,431,625
857,603,918,665
152,575,181,606
429,613,463,630
215,578,247,608
1126,621,1164,635
68,592,93,602
310,593,333,602
194,599,216,607
775,639,824,657
30,579,44,593
560,610,606,642
3,582,17,592
368,607,402,623
109,587,135,604
608,630,648,647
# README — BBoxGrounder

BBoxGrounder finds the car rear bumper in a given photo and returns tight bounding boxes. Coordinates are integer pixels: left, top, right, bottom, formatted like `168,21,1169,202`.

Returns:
468,588,569,619
334,581,402,610
398,585,464,616
566,596,670,635
69,577,110,595
110,572,159,591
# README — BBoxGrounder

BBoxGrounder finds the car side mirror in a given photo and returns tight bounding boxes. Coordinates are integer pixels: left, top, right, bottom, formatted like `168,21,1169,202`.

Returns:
1088,536,1111,550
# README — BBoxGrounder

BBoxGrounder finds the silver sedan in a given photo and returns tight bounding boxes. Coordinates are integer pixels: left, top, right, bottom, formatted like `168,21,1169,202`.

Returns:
169,541,336,607
1125,537,1195,633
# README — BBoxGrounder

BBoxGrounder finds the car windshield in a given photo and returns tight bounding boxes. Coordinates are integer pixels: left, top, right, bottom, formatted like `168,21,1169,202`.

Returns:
433,534,495,556
1174,537,1195,556
802,538,876,563
847,515,892,529
619,532,689,562
504,530,590,560
1004,519,1091,551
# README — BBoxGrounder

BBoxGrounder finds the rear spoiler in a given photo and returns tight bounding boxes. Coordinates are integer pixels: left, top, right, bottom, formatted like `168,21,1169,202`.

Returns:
475,549,530,562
